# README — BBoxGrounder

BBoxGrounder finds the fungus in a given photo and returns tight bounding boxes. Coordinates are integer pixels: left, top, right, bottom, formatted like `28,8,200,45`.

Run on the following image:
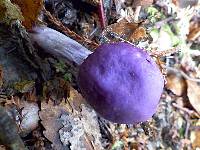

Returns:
30,26,164,124
78,42,164,124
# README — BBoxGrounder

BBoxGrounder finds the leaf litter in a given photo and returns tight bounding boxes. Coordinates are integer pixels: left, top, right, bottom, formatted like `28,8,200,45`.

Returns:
0,0,200,149
39,89,103,150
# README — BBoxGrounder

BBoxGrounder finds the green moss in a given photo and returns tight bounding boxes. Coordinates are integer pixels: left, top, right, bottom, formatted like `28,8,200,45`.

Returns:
54,60,66,73
146,6,166,23
63,73,72,82
147,6,159,16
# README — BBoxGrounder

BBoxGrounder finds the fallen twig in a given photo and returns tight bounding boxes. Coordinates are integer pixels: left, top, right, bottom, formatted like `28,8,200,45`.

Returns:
98,0,106,28
155,17,176,28
149,47,179,57
166,66,200,83
172,102,200,118
184,115,190,138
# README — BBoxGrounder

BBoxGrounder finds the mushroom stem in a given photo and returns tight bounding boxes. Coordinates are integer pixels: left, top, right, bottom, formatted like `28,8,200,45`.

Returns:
29,26,92,66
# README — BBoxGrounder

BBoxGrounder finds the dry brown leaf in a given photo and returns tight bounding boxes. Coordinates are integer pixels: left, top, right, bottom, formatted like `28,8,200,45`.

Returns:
40,98,103,150
186,80,200,114
39,83,103,149
187,21,200,41
102,19,147,43
172,0,179,6
132,0,153,6
11,0,43,29
39,100,69,150
191,130,200,149
166,72,187,96
0,145,6,150
68,86,87,112
40,77,103,149
130,26,146,41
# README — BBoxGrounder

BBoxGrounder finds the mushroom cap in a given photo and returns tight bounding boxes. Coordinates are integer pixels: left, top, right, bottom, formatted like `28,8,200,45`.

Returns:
78,42,164,124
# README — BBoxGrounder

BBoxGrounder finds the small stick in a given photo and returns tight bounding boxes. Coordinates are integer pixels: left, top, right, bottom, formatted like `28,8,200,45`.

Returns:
98,0,106,28
155,17,175,28
172,102,200,118
149,47,179,57
165,66,200,83
184,115,190,138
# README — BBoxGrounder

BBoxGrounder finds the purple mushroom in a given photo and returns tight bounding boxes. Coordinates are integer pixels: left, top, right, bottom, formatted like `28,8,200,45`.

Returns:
78,42,164,124
30,26,164,124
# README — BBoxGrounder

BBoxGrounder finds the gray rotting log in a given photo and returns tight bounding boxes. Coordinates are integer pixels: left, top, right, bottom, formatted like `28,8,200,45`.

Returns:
0,105,27,150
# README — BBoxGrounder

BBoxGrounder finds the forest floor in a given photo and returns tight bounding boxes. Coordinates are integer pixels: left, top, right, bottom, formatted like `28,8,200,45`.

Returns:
0,0,200,150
